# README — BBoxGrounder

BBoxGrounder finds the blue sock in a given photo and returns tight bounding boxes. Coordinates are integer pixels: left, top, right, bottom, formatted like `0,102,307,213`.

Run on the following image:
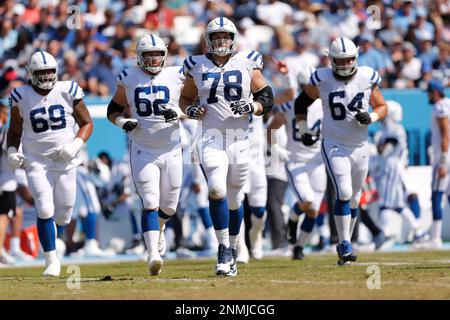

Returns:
82,212,97,240
141,209,159,232
37,217,56,252
316,214,325,227
300,216,316,233
432,191,443,220
56,225,65,238
350,207,359,218
250,207,265,218
408,195,421,219
229,205,244,236
129,211,140,236
209,198,229,230
293,204,304,216
334,199,350,216
198,207,213,229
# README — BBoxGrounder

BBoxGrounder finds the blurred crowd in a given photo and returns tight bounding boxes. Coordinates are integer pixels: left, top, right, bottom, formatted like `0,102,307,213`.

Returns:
0,0,449,99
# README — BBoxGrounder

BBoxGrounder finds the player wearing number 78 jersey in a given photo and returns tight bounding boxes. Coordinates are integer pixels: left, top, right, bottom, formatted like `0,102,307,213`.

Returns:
294,37,388,265
179,17,274,276
107,34,184,276
7,50,93,276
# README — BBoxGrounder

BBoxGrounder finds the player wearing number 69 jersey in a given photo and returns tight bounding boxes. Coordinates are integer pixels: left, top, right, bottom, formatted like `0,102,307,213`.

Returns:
107,34,184,276
295,37,388,265
179,17,274,277
7,50,93,276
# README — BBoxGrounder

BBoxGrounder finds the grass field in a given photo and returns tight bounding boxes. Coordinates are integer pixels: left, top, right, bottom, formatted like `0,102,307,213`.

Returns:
1,250,449,299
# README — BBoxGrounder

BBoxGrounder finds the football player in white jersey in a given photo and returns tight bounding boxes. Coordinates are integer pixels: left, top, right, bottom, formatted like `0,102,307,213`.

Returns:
107,34,184,276
7,51,93,276
416,79,450,249
295,37,388,265
375,101,425,243
268,68,326,260
179,17,274,276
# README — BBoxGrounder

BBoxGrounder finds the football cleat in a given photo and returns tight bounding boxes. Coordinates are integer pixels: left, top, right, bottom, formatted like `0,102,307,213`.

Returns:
215,244,234,276
228,248,238,277
292,245,304,260
43,256,61,277
336,241,357,266
413,237,443,250
147,254,163,276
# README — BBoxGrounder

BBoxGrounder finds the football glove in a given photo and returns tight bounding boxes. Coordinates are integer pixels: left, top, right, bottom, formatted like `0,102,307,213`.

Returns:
7,147,25,169
355,111,372,125
115,116,138,132
301,132,320,146
160,108,178,122
47,137,84,161
186,105,205,119
230,101,254,116
268,143,291,162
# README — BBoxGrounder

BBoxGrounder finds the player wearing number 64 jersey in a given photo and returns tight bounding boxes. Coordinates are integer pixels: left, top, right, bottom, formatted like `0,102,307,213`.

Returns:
7,50,93,276
295,37,388,265
107,34,184,276
179,17,274,276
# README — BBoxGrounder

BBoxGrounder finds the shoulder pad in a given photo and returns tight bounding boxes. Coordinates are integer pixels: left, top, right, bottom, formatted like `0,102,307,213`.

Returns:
245,50,263,69
309,68,326,86
9,87,24,105
182,55,198,75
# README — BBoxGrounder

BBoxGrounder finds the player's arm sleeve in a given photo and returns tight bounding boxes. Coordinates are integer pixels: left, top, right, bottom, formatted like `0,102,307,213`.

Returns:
68,81,85,101
9,87,23,117
294,91,316,116
246,50,264,70
182,56,197,77
368,68,382,88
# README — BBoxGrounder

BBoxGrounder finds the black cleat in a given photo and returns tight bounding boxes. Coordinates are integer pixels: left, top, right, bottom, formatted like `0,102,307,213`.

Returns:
292,245,304,260
336,241,357,266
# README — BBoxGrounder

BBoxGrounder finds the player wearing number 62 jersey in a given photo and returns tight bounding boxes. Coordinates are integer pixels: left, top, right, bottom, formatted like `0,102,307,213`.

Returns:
7,50,93,276
179,17,274,276
295,37,388,265
107,34,184,276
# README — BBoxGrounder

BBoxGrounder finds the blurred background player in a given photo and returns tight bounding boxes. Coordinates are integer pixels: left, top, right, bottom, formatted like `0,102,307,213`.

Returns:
295,37,388,265
374,100,426,245
107,34,184,276
269,67,326,260
7,51,93,276
416,79,450,250
179,17,274,276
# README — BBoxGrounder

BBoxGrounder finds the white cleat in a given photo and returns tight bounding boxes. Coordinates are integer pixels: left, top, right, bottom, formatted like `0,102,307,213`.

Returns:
215,244,234,275
0,251,16,265
43,257,61,277
84,239,115,257
158,225,166,256
413,238,443,250
147,254,163,276
9,249,34,261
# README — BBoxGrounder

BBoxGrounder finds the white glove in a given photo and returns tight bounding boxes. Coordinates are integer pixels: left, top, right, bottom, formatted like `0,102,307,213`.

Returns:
7,147,25,169
272,143,291,162
50,137,84,161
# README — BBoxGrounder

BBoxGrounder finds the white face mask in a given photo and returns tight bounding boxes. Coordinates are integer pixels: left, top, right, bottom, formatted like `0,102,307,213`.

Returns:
33,70,57,90
138,51,166,73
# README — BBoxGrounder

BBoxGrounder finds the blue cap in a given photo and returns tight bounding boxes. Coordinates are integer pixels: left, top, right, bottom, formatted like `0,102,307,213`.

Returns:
427,79,444,93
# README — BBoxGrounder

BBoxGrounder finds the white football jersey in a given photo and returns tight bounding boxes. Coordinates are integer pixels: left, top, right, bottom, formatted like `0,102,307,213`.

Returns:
10,81,83,170
311,66,381,147
183,51,263,136
431,97,450,164
118,66,185,151
248,114,265,157
278,98,323,163
375,121,408,163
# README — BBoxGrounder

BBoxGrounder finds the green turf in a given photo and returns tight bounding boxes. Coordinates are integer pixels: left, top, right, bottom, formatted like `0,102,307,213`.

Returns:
1,251,449,299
